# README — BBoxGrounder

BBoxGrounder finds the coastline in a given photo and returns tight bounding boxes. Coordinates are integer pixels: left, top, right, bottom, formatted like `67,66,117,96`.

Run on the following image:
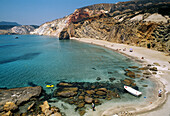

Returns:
71,37,170,116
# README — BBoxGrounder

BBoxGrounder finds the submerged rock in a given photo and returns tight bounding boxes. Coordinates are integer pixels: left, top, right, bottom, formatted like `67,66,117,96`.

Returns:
85,96,93,104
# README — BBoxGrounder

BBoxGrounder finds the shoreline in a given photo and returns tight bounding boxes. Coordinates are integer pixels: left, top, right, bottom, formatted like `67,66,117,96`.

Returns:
71,37,170,116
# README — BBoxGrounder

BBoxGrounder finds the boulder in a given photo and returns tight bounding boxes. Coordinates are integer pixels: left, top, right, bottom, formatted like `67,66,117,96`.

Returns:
51,112,62,116
0,86,42,106
3,102,18,111
96,77,101,81
78,96,84,100
58,82,73,87
125,71,136,78
153,62,161,66
57,91,77,97
96,91,106,96
149,67,158,71
97,88,107,92
85,96,93,104
77,102,85,108
40,101,50,114
86,90,95,95
59,28,70,40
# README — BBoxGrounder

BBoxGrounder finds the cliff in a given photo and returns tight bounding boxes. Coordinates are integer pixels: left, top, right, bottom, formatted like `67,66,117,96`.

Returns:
31,0,170,53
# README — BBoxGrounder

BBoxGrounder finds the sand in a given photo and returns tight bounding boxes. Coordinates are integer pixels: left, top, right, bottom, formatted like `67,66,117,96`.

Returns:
71,37,170,116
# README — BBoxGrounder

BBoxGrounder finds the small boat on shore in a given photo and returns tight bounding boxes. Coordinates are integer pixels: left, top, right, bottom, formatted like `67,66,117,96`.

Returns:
124,85,142,96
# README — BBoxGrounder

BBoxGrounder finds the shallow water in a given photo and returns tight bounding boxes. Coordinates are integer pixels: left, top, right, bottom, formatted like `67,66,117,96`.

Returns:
0,35,156,115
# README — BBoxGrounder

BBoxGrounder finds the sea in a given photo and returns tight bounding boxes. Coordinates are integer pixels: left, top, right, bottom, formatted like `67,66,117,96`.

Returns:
0,35,155,115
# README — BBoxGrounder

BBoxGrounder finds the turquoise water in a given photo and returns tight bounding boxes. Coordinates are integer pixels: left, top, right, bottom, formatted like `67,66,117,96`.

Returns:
0,35,151,91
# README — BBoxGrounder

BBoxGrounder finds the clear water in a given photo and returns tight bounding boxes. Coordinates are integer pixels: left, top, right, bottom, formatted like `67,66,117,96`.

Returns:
0,35,153,93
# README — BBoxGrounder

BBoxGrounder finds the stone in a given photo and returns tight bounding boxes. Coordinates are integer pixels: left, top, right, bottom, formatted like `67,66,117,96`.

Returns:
79,110,86,116
50,106,60,113
58,82,73,87
57,91,77,97
136,74,141,78
77,102,85,108
153,62,160,66
96,91,106,96
96,77,101,81
143,85,148,87
85,96,93,104
128,66,138,69
138,67,148,70
27,102,35,111
3,102,18,111
152,72,157,74
63,87,78,92
97,88,107,92
0,86,42,106
86,90,95,95
2,111,12,116
78,96,84,100
40,101,50,114
143,71,152,75
149,67,158,71
125,71,136,78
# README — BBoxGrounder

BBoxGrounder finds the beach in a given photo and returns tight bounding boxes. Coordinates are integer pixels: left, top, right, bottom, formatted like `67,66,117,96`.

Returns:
71,37,170,116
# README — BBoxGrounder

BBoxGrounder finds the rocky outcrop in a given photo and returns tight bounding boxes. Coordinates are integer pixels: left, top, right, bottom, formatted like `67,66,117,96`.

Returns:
59,28,70,40
11,25,38,34
0,86,42,107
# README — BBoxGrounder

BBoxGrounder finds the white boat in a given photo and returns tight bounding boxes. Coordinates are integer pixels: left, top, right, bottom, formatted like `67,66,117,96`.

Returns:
124,85,142,96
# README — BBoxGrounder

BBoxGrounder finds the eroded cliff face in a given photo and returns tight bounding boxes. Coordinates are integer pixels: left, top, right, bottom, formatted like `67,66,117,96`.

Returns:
31,0,170,52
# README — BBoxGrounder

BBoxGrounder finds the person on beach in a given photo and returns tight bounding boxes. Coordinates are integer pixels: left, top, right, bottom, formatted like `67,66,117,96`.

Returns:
92,101,95,111
158,89,162,97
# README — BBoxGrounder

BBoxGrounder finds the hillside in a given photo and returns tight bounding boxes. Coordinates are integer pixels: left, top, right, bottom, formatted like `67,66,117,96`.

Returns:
31,0,170,53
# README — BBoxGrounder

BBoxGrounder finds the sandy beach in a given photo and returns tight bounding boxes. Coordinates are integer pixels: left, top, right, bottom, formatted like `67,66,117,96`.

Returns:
71,37,170,116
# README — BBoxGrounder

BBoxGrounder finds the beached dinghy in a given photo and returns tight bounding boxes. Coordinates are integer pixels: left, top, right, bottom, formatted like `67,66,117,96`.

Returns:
124,86,142,96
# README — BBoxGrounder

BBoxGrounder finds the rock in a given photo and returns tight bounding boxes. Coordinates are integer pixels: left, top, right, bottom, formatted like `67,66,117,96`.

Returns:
0,86,42,106
143,85,148,87
59,28,70,40
149,67,158,71
144,13,168,23
79,110,86,116
3,102,18,111
109,77,116,82
122,79,132,86
96,77,101,81
63,87,78,92
77,102,85,108
57,91,77,97
128,66,138,69
97,88,107,92
143,71,152,75
27,102,35,111
2,111,12,116
86,90,95,95
153,62,161,66
78,96,84,100
58,82,73,87
40,101,50,114
96,91,106,96
152,72,157,74
51,106,60,113
136,74,141,78
108,72,113,74
85,96,93,104
138,67,148,70
125,71,136,78
11,25,38,34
